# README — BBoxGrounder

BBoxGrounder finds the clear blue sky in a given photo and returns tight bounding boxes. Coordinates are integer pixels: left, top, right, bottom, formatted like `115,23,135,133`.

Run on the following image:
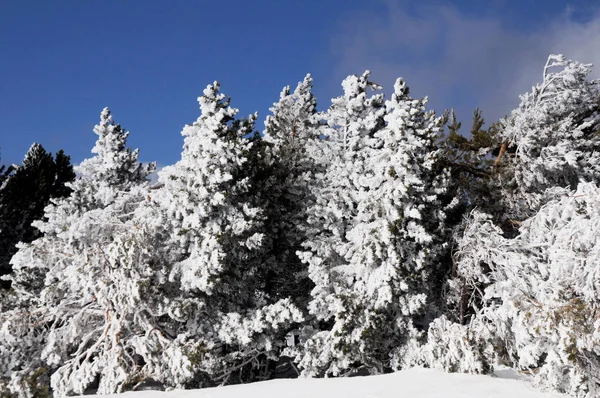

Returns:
1,0,598,167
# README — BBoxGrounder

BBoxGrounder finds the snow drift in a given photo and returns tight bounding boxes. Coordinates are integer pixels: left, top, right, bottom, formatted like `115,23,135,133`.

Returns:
101,368,563,398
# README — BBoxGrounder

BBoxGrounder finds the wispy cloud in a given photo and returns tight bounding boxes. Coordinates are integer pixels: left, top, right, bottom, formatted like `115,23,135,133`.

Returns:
328,2,600,125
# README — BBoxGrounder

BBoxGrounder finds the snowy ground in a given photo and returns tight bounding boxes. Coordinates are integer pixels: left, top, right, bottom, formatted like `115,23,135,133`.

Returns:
100,367,564,398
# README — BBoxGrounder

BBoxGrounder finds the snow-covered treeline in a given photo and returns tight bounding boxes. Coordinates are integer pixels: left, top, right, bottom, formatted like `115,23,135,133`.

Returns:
0,54,599,398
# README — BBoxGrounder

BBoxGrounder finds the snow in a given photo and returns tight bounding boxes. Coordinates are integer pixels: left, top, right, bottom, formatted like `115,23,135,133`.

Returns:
100,368,563,398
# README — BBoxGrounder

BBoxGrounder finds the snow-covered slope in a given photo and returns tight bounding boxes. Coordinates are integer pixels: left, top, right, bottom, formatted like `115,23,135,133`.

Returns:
101,368,564,398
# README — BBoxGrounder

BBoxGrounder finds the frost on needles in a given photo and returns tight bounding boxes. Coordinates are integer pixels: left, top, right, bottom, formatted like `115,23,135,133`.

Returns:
495,55,600,219
291,72,453,376
1,108,155,396
450,55,600,397
1,54,600,398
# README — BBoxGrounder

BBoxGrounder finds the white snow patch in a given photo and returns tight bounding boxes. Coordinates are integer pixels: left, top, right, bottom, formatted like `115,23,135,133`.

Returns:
100,368,564,398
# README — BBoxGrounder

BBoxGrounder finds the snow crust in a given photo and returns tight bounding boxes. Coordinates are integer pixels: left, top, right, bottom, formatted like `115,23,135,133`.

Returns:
99,368,563,398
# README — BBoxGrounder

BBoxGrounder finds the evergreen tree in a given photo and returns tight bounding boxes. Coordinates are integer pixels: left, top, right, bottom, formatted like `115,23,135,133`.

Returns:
257,74,320,306
442,109,502,219
155,81,265,301
455,184,600,397
443,54,600,331
77,107,154,190
440,53,600,329
52,150,76,199
0,108,154,396
140,82,303,388
0,144,75,289
439,109,511,324
295,72,452,376
494,54,600,219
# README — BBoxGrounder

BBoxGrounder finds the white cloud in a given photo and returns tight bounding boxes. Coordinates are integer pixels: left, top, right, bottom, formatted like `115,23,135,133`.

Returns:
328,2,600,125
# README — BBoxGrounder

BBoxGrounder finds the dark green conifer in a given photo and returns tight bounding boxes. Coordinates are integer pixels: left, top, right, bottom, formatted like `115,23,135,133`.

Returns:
0,144,75,288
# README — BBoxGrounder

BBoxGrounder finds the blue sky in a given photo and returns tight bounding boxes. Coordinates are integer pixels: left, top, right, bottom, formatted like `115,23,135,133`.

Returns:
1,0,599,167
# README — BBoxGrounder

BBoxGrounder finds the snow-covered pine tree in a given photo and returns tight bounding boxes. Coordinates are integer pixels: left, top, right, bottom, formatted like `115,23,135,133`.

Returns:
291,71,385,376
495,54,600,219
454,182,600,397
8,108,153,301
258,74,320,306
77,107,154,190
0,108,154,397
143,82,303,387
294,73,451,376
154,81,267,308
436,109,516,328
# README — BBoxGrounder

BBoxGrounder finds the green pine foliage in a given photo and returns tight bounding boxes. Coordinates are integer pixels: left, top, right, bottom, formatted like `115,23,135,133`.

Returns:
0,144,75,288
441,109,505,220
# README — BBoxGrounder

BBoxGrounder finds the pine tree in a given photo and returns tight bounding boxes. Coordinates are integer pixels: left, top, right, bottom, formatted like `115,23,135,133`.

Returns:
442,109,503,220
294,74,455,377
442,54,600,332
495,54,600,219
0,108,154,396
155,82,265,300
77,107,154,190
52,150,76,199
140,82,303,387
438,109,512,324
0,144,75,289
455,183,600,397
293,71,389,376
257,74,320,306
